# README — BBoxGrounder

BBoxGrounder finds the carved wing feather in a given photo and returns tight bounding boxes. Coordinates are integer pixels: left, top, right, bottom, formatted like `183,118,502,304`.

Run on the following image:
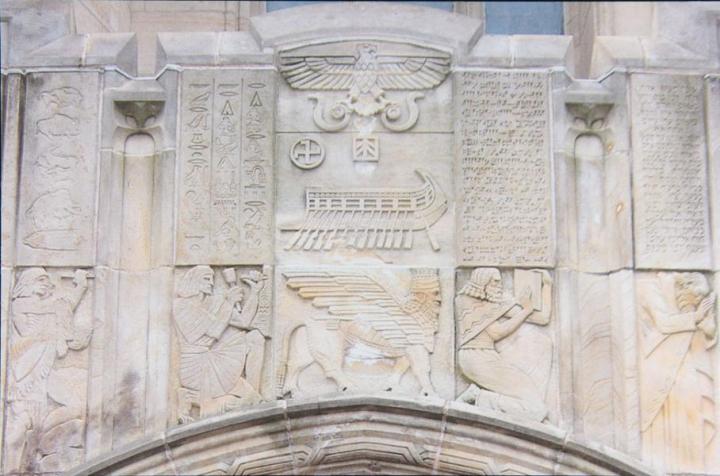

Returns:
280,56,357,90
284,271,427,348
376,56,451,90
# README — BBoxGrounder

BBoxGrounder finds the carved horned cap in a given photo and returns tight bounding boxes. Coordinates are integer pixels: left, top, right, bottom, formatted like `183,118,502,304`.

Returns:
410,268,440,295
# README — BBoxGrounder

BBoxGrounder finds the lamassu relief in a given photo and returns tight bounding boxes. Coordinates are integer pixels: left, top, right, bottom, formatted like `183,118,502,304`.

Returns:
1,2,719,475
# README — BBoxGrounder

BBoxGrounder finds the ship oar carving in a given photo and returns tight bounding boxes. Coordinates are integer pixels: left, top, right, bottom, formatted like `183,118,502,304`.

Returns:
282,169,447,252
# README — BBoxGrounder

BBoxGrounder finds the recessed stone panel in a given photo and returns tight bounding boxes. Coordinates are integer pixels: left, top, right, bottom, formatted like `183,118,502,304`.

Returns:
456,70,554,267
631,74,711,269
176,69,275,265
16,72,100,266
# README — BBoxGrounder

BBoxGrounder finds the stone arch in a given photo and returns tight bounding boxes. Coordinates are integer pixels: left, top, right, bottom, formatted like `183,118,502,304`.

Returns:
69,396,650,476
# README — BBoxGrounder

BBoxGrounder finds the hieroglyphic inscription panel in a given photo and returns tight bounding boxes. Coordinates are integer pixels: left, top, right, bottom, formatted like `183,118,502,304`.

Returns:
16,72,100,266
631,74,711,269
456,71,553,266
177,69,274,265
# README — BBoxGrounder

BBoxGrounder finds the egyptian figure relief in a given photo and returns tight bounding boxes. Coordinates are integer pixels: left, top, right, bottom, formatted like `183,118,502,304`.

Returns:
173,266,272,423
277,268,451,398
4,268,93,474
455,268,553,422
637,272,717,473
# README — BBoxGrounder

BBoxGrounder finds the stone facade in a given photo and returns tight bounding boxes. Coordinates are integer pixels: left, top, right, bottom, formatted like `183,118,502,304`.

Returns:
1,2,719,475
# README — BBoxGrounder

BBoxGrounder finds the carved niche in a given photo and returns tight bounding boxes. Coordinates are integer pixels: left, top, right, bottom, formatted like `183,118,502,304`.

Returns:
277,268,453,399
636,272,717,473
172,265,272,423
455,268,554,422
4,267,94,474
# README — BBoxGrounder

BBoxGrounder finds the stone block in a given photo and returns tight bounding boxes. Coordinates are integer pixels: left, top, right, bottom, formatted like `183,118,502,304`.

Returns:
17,33,137,74
250,2,482,53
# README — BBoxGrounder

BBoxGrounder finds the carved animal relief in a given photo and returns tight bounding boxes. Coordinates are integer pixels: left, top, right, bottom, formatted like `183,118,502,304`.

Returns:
278,268,442,397
279,41,451,132
173,266,272,423
456,268,553,422
5,268,93,474
281,169,447,251
16,74,99,265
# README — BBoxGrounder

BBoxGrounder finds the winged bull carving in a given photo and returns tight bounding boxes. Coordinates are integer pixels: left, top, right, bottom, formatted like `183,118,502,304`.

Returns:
279,43,451,131
278,269,441,397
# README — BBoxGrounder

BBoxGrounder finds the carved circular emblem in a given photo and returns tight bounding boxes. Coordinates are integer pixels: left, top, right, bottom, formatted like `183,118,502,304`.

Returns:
290,137,325,170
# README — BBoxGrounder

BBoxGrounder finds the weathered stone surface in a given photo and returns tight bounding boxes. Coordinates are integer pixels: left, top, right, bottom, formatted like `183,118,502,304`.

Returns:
2,2,719,475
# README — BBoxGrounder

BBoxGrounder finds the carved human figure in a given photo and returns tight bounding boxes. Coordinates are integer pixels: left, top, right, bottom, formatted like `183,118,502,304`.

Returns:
456,268,552,422
173,266,266,423
638,272,717,473
5,268,92,474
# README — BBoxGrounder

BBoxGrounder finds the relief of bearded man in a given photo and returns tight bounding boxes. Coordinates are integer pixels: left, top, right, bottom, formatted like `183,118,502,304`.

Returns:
173,266,266,423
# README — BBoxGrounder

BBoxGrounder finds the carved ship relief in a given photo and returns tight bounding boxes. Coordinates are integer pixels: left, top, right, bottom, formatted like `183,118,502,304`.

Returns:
282,169,447,251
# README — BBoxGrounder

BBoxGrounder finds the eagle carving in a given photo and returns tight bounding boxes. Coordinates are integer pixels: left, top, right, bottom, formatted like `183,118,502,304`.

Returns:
279,43,451,130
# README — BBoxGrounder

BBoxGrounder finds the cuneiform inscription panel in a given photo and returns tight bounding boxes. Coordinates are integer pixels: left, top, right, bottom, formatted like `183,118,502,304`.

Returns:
16,73,100,266
631,74,711,269
456,71,553,267
177,69,274,265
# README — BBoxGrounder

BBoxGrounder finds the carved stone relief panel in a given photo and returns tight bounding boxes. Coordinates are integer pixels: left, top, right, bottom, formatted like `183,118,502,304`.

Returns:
3,267,94,474
454,268,555,423
15,73,100,266
707,76,720,271
636,271,718,473
171,265,273,424
276,266,454,400
275,40,454,267
631,74,712,270
275,133,454,266
456,70,554,268
177,69,275,265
